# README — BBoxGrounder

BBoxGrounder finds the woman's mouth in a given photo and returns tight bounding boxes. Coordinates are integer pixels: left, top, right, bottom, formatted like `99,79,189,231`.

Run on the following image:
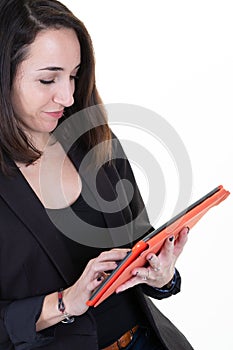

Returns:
44,110,64,119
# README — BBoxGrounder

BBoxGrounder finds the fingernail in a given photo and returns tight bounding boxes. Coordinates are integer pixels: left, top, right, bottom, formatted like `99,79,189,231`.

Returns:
169,236,174,242
97,274,104,282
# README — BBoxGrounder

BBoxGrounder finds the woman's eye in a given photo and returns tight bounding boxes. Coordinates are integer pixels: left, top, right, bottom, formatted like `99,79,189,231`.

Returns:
70,75,79,81
39,79,55,85
39,76,79,84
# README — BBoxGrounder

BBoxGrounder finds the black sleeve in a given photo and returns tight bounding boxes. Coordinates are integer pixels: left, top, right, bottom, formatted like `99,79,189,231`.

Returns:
1,296,54,349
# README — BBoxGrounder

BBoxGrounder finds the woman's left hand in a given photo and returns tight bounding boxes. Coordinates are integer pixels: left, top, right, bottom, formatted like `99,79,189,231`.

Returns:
116,227,189,293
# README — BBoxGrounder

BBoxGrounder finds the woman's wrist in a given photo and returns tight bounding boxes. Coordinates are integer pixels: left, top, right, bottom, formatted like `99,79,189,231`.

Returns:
57,288,75,324
36,288,73,332
162,275,175,289
160,270,177,291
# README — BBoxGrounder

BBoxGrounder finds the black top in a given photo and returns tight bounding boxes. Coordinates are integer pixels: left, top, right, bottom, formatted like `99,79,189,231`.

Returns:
49,190,144,348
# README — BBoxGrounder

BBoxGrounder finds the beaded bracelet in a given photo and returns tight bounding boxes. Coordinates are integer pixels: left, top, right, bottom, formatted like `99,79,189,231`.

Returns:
58,289,75,324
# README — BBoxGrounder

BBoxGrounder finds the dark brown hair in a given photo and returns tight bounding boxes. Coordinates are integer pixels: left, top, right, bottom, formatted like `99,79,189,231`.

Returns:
0,0,111,173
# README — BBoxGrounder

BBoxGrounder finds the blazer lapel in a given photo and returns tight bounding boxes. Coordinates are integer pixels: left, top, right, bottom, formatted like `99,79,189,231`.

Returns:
0,159,76,285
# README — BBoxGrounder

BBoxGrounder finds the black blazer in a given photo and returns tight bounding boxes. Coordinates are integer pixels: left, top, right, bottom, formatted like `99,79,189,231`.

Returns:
0,140,194,350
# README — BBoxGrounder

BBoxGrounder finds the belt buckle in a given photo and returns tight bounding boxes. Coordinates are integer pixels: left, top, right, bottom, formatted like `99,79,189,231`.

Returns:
117,329,134,349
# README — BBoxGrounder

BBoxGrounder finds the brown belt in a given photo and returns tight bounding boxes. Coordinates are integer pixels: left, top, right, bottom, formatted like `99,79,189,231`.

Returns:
102,325,139,350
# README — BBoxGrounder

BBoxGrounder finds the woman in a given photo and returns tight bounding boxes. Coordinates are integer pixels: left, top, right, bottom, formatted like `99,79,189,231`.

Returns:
0,0,193,349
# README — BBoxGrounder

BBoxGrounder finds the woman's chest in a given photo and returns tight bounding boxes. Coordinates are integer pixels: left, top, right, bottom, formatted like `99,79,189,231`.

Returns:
17,142,82,209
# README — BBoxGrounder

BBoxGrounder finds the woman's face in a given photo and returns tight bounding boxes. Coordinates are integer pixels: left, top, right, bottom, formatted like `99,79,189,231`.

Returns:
11,28,81,141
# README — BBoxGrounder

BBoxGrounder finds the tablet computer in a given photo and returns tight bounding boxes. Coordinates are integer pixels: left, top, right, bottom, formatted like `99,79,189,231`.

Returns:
87,185,230,307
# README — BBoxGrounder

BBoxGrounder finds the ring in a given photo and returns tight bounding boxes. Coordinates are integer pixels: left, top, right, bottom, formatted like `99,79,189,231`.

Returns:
153,266,161,272
142,269,150,281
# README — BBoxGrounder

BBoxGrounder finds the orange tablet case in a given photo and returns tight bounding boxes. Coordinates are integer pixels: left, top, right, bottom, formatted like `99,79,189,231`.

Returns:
87,185,230,307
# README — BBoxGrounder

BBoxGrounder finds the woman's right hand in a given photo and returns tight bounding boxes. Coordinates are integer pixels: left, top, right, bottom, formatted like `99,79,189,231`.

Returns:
63,248,130,316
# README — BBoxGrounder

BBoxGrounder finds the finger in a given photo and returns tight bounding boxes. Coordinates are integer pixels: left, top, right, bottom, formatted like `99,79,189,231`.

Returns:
96,249,130,262
96,271,109,281
115,276,141,293
86,274,106,293
173,227,189,256
177,227,189,244
91,261,118,275
146,253,161,271
131,267,150,281
111,248,131,253
158,235,175,260
86,249,130,276
85,257,118,276
116,269,149,293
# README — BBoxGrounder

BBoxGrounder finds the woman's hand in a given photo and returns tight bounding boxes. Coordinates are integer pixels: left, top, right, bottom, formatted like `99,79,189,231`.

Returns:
36,248,130,331
64,248,130,316
116,227,189,293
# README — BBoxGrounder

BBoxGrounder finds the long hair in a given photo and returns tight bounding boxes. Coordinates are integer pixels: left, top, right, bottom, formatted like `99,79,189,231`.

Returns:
0,0,111,174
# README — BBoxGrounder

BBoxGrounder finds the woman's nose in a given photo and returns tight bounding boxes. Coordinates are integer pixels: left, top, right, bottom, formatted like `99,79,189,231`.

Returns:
53,81,75,107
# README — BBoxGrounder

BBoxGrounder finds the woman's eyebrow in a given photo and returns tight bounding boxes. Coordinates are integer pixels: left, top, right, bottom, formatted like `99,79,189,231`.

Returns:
37,63,81,72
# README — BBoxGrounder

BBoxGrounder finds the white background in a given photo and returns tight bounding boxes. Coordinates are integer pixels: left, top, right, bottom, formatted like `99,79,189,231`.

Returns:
62,1,232,349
